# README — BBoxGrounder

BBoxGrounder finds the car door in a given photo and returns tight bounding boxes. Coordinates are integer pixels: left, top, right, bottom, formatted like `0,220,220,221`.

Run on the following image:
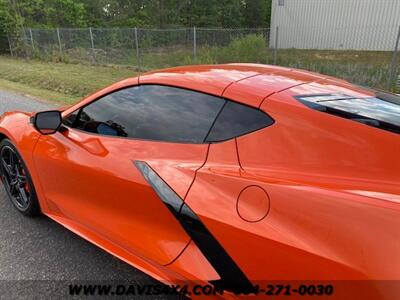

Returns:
32,84,225,266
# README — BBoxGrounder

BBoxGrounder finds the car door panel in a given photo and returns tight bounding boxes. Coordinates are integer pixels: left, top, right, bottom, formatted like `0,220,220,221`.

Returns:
33,128,208,265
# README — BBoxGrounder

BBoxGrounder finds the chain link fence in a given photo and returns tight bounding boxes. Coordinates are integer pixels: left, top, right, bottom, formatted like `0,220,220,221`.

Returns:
8,27,269,67
7,26,400,92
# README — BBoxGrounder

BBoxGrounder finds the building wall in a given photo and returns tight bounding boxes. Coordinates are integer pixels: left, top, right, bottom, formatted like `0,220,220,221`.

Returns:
269,0,400,51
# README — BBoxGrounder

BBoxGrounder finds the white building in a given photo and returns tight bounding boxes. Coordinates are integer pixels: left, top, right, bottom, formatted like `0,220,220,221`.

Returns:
269,0,400,51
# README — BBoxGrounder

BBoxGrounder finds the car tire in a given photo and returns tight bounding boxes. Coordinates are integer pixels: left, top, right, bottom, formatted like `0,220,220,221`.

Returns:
0,139,40,217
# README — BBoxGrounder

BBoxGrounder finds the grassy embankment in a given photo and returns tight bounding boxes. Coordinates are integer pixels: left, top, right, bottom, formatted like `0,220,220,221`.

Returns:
0,34,396,104
75,34,395,91
0,56,138,104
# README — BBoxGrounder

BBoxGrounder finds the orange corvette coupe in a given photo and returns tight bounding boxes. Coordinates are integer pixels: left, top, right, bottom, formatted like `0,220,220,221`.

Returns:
0,64,399,298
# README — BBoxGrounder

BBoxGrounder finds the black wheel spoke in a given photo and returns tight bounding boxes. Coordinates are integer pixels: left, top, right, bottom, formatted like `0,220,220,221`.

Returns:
17,186,29,205
9,150,15,171
1,145,31,210
1,158,12,176
9,179,18,195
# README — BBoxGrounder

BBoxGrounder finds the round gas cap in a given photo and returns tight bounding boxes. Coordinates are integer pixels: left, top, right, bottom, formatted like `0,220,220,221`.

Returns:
237,186,270,222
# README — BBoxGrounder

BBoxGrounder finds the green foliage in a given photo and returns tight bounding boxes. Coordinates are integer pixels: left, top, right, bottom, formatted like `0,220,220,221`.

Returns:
215,34,267,63
1,45,393,99
1,0,273,31
0,0,23,34
244,0,268,28
0,55,137,100
0,0,273,52
0,0,87,30
218,0,243,27
45,0,87,27
183,47,216,65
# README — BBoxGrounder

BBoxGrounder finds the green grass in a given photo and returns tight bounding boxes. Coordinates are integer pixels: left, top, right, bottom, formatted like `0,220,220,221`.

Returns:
0,34,397,104
116,34,396,91
151,35,395,91
0,56,138,104
273,49,393,91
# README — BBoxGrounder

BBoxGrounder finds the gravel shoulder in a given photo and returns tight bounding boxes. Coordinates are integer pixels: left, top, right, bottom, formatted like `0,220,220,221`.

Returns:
0,89,57,113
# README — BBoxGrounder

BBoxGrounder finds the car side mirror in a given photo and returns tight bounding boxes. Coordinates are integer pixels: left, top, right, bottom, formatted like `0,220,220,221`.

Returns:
32,110,62,135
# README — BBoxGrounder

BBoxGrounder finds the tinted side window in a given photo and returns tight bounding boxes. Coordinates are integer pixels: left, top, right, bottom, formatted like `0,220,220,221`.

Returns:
63,110,78,127
70,85,225,143
205,101,274,142
296,94,400,134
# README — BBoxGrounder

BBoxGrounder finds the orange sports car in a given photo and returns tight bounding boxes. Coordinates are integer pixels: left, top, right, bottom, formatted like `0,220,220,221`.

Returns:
0,64,399,299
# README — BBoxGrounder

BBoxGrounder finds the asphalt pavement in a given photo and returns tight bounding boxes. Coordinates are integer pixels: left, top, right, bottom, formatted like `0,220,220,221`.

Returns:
0,90,176,299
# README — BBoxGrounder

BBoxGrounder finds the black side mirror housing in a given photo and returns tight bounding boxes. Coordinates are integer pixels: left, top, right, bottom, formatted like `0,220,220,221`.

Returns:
32,110,62,135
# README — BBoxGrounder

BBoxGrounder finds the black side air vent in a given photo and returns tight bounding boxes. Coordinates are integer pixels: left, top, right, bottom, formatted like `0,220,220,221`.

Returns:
134,161,255,294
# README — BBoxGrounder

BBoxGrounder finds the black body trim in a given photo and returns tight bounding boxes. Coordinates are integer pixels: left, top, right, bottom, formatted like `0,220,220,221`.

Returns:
134,161,182,218
134,161,254,294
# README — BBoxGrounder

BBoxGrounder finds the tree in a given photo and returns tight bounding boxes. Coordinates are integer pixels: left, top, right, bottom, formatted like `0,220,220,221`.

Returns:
218,0,243,28
0,0,273,33
243,0,268,28
0,0,25,34
46,0,87,27
0,0,87,31
78,0,108,27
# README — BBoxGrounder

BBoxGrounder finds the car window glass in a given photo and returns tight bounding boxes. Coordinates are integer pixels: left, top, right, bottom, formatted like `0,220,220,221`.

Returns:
205,101,275,142
297,93,400,134
71,85,225,143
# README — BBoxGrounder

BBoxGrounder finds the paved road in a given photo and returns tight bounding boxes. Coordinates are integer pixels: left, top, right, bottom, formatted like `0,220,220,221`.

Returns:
0,91,175,299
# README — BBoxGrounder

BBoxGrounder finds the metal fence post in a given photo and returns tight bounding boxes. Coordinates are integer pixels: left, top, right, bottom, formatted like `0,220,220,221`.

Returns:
89,27,96,63
7,34,13,57
22,27,30,58
134,27,141,70
56,28,62,56
273,26,279,65
89,27,95,49
29,28,35,51
388,25,400,91
193,26,197,62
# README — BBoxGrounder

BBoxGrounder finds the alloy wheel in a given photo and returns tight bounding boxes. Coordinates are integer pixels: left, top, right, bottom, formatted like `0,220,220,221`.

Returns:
0,146,31,210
